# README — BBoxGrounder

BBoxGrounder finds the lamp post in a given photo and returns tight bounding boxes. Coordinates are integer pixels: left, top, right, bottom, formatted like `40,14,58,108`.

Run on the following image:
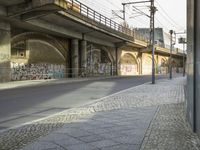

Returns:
169,30,173,79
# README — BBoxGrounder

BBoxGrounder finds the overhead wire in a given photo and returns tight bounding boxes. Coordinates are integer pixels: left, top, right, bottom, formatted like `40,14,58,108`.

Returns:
155,0,185,30
155,18,170,31
119,0,150,27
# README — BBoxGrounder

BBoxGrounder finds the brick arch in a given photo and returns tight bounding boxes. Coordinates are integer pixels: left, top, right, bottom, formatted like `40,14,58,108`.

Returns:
86,44,113,75
161,58,168,67
147,55,157,65
11,32,67,62
120,52,140,65
28,39,66,61
120,52,139,75
101,47,114,64
142,55,157,75
159,57,169,74
172,59,178,67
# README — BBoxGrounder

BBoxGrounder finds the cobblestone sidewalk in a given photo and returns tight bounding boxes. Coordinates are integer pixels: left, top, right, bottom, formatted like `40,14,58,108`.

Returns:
0,77,199,150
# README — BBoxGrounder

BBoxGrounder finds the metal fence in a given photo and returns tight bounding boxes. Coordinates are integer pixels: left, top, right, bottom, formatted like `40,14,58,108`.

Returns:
64,0,134,37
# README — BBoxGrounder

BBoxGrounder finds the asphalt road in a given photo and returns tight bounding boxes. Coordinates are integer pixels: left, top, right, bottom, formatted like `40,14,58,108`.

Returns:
0,75,170,131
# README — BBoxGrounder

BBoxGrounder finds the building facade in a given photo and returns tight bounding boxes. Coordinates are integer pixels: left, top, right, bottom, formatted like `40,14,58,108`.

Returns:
187,0,200,136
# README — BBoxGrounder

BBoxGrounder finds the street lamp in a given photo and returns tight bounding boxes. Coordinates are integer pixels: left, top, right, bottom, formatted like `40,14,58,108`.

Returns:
169,30,173,79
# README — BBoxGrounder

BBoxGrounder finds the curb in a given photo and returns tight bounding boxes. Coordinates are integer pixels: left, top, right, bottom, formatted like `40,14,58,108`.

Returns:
0,75,127,90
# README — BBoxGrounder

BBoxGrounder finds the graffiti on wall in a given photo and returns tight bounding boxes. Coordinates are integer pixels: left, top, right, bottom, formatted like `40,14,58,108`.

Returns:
98,63,111,74
86,47,112,76
11,62,65,81
120,64,137,75
85,62,111,75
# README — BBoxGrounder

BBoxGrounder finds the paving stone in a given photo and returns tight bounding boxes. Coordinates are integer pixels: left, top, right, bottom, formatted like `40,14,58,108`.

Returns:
1,77,200,150
98,132,127,139
54,128,92,138
40,133,83,146
77,134,105,143
20,141,62,150
89,139,119,148
100,144,140,150
120,129,146,136
140,103,200,150
86,128,111,134
105,125,134,132
65,143,97,150
111,135,144,145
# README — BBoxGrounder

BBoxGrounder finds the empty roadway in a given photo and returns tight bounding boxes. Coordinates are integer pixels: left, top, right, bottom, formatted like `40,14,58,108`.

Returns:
0,75,172,131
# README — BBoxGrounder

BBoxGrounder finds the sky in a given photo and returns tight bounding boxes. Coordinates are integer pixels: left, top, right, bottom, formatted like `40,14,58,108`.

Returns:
78,0,186,47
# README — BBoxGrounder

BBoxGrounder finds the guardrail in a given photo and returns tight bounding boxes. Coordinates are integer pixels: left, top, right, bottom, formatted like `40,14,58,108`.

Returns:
65,0,134,37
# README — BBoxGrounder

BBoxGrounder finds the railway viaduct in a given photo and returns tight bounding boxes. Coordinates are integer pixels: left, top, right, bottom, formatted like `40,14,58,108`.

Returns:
0,0,185,82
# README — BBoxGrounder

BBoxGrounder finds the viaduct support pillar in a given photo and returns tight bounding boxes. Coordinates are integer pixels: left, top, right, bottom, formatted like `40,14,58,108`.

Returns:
115,47,118,76
71,39,79,78
81,40,87,76
0,21,11,82
138,52,142,75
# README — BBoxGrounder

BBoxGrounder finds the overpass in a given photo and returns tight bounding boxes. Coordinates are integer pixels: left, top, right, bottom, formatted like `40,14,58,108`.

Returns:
0,0,185,82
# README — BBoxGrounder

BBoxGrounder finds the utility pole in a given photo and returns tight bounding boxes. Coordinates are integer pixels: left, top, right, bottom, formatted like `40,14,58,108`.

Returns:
178,37,186,77
150,0,156,84
169,30,173,79
175,31,187,77
122,1,151,21
122,3,125,20
183,42,185,76
121,0,156,84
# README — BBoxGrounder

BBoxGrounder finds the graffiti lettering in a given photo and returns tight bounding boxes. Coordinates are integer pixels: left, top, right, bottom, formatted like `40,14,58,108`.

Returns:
11,62,65,81
120,64,137,75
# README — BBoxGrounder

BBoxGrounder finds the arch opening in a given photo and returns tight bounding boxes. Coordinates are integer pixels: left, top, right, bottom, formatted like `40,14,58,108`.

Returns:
120,53,138,76
11,32,67,81
86,45,112,76
160,58,168,74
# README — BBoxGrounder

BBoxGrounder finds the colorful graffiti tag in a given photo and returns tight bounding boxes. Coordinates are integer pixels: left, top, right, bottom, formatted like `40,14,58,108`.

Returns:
120,64,137,75
11,62,65,81
98,63,111,74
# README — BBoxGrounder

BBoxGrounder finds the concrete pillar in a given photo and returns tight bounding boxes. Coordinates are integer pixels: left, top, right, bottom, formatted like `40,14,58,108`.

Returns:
156,54,159,74
80,40,87,76
0,21,11,82
71,39,79,77
138,52,143,75
115,47,118,76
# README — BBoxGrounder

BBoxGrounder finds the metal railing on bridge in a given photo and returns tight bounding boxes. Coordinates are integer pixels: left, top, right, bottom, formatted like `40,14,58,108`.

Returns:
63,0,185,55
64,0,134,37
